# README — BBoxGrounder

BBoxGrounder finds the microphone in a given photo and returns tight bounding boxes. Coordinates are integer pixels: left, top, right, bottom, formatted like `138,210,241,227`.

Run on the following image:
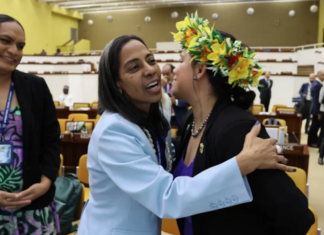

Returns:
292,132,299,143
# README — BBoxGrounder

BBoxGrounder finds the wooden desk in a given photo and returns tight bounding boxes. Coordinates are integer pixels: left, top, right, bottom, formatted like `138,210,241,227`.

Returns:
60,133,90,172
254,113,302,143
283,145,309,177
56,107,98,119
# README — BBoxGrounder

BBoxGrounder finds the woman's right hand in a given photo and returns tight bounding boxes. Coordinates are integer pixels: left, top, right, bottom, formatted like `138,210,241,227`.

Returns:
0,190,31,209
236,122,295,176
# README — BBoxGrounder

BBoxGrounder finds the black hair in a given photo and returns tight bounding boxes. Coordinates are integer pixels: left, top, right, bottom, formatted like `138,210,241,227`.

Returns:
98,35,169,136
0,14,24,31
164,64,175,73
204,31,255,110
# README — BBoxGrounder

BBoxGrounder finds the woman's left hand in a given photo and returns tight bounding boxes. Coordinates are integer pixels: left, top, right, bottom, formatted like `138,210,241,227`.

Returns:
5,175,51,210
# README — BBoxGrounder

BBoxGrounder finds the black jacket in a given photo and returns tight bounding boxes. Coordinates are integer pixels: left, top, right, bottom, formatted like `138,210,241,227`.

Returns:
11,70,61,211
175,99,314,235
258,78,273,100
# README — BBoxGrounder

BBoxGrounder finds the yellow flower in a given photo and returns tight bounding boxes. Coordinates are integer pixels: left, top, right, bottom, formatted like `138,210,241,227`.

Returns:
172,31,185,42
207,41,226,64
176,16,191,31
228,57,253,84
251,69,264,86
188,36,199,48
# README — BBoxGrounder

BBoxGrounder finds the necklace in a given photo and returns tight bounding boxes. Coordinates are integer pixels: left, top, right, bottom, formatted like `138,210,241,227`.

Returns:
191,113,211,137
142,128,173,172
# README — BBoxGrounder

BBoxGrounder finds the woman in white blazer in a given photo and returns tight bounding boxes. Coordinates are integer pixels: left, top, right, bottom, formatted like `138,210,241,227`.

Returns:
77,35,293,235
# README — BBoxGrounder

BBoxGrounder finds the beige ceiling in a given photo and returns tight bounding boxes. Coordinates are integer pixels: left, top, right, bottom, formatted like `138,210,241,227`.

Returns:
39,0,315,14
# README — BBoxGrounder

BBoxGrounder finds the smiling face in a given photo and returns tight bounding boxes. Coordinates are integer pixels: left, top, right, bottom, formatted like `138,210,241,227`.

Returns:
117,40,161,113
0,21,25,76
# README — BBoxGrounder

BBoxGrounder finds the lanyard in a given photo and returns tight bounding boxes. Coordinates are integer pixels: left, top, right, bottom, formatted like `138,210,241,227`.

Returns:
0,82,14,141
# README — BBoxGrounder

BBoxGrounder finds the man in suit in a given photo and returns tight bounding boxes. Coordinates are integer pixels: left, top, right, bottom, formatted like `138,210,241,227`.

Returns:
258,71,273,112
308,70,324,147
161,64,190,128
316,70,324,164
299,73,315,133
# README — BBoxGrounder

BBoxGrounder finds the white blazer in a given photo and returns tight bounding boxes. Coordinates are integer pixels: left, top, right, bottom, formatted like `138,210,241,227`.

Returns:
77,111,252,235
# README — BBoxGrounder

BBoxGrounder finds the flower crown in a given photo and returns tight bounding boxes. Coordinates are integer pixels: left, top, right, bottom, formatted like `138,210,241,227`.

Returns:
171,12,263,88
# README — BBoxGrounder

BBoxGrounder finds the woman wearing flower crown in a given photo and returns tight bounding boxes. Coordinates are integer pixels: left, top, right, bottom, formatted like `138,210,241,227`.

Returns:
171,12,314,234
77,34,296,234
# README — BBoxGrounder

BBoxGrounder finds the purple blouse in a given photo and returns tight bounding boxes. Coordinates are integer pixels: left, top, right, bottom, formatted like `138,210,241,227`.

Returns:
173,150,195,235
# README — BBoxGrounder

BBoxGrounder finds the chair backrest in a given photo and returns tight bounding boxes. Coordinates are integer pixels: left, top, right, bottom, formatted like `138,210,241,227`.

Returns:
263,118,287,127
252,104,264,113
78,154,89,185
96,114,101,120
171,128,177,138
271,104,287,113
91,101,98,108
54,101,60,107
58,119,68,133
306,207,318,235
68,113,89,121
74,103,90,109
162,219,180,235
58,154,63,176
286,167,307,196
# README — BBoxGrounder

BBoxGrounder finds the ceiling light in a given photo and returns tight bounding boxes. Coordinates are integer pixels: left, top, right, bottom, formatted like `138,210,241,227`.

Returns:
247,8,254,15
288,10,295,17
310,5,318,13
145,16,151,23
107,15,113,22
171,11,179,19
212,13,219,20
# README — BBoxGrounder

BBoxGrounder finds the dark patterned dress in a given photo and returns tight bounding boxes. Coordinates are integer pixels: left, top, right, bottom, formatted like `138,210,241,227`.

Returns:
0,106,60,235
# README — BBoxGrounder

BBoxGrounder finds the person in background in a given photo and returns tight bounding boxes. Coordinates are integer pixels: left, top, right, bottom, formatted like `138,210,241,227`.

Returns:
316,70,324,164
54,48,62,56
59,85,73,107
172,14,313,235
0,14,61,234
308,70,324,147
258,71,273,112
162,64,190,128
39,49,47,56
299,73,315,134
161,76,172,121
77,35,294,235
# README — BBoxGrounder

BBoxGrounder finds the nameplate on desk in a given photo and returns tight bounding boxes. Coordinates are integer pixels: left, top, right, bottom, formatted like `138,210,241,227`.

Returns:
281,144,304,153
276,111,295,115
72,133,91,139
80,133,91,139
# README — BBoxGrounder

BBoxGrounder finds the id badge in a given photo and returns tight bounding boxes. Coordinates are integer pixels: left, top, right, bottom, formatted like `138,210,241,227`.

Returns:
0,141,13,165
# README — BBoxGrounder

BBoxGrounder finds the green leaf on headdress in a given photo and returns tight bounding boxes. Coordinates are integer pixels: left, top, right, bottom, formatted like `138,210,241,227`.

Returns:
197,62,211,65
189,50,202,56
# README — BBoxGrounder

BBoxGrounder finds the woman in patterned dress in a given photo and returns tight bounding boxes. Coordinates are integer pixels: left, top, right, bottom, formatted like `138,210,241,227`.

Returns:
0,15,61,235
